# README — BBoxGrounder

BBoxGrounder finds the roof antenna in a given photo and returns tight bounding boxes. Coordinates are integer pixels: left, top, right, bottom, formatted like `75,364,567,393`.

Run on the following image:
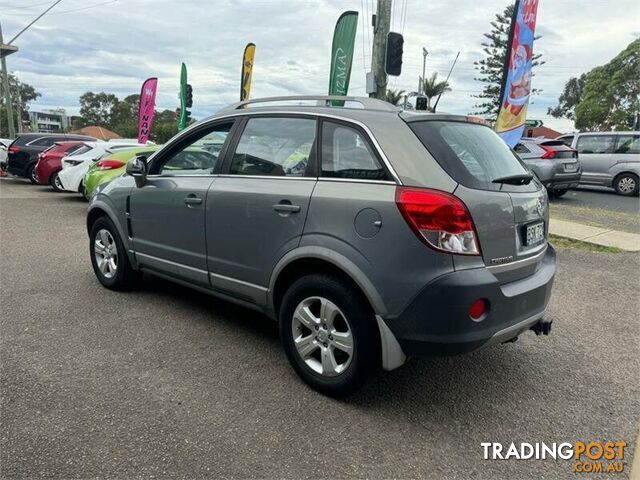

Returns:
432,51,460,113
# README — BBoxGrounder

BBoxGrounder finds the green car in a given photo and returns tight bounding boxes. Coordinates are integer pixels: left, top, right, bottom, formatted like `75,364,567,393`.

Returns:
83,145,161,199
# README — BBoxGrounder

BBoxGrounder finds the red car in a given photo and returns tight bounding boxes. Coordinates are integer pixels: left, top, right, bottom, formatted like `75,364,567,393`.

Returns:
34,141,85,191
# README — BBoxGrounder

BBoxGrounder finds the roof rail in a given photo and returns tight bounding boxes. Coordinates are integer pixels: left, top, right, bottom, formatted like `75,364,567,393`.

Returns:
220,95,399,113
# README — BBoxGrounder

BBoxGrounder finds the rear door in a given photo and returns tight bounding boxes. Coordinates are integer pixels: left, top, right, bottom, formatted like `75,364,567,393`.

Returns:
407,120,547,282
575,135,616,185
205,115,317,303
129,120,235,286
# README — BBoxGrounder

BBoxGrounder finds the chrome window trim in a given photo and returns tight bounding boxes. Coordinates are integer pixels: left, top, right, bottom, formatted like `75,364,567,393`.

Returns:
151,110,403,185
487,244,548,273
318,178,396,185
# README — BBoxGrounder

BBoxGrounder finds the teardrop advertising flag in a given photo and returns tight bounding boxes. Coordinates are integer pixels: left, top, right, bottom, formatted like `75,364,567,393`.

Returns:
241,43,256,101
495,0,539,148
137,77,158,144
328,11,358,102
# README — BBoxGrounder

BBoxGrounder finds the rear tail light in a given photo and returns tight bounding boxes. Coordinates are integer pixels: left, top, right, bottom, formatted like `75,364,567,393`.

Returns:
96,159,125,171
8,146,19,154
469,298,488,321
540,145,556,159
395,187,480,255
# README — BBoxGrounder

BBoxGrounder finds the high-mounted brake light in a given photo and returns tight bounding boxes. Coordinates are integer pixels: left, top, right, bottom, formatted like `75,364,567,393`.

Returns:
395,187,480,255
540,145,556,159
97,159,125,171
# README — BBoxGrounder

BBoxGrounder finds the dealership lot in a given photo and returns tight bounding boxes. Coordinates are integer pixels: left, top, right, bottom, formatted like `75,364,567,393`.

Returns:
1,178,638,479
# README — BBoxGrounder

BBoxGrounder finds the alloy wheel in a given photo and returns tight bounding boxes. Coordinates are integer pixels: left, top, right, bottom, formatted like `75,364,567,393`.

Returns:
291,296,354,377
94,229,118,279
54,175,63,191
617,176,636,194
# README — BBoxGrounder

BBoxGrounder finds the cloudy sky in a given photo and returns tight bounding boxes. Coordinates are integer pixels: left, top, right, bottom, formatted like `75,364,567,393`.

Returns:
2,0,639,133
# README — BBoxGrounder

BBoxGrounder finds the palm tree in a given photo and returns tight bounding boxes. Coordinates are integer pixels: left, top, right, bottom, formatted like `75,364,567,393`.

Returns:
383,89,406,106
410,73,451,111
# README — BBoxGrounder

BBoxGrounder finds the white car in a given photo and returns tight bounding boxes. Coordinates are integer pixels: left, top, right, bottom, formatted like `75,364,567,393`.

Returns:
0,138,13,168
58,140,151,195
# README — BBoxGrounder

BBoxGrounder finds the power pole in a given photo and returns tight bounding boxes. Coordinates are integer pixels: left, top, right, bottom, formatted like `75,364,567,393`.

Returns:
369,0,392,99
420,47,428,94
0,22,16,139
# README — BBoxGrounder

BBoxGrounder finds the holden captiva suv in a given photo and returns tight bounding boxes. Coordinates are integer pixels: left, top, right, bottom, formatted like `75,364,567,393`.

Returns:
86,96,555,396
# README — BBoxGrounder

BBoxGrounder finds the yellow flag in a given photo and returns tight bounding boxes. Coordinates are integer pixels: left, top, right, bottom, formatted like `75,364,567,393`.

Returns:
241,43,256,101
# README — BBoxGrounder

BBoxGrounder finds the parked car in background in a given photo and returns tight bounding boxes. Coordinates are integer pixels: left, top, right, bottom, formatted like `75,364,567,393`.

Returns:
34,141,85,190
515,138,581,197
86,96,555,396
556,131,640,196
5,133,95,183
0,138,11,169
58,140,151,196
83,145,161,200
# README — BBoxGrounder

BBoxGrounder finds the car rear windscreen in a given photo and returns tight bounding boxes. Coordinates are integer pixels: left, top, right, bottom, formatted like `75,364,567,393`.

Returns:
408,120,532,191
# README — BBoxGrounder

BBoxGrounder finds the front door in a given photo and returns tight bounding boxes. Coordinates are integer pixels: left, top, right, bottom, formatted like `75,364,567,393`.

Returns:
129,121,235,285
575,135,616,185
206,116,318,303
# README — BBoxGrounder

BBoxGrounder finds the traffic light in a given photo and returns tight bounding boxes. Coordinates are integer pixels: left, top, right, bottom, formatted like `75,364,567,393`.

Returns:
415,96,428,111
185,110,192,124
185,83,193,108
385,32,404,76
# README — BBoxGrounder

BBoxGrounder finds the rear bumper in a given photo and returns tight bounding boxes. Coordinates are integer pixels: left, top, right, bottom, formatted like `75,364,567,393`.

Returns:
385,245,556,356
543,172,581,191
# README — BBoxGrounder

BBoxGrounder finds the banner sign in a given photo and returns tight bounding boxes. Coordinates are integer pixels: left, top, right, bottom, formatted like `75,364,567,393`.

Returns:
241,43,256,101
178,63,187,131
137,77,157,144
495,0,539,147
328,11,358,102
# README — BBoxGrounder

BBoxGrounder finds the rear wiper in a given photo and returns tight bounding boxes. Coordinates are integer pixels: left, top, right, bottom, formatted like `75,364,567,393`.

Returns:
492,174,533,185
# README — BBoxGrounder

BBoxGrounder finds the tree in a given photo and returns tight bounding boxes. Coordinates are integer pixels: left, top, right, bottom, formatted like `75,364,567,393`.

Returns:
78,92,119,126
574,39,640,131
472,3,544,117
0,73,41,136
411,73,451,111
383,89,406,106
548,74,586,120
110,94,141,137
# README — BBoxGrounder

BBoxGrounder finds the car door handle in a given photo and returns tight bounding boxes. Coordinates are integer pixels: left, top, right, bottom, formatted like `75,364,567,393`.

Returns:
184,195,203,206
272,202,301,213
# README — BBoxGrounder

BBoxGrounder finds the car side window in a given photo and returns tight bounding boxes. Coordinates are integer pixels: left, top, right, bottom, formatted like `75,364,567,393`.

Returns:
615,135,640,154
514,143,530,154
321,121,389,180
576,136,615,154
156,123,233,176
229,117,316,177
30,137,56,147
557,136,573,147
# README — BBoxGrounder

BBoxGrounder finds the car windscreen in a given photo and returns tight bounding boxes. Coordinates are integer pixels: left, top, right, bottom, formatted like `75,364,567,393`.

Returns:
408,120,531,191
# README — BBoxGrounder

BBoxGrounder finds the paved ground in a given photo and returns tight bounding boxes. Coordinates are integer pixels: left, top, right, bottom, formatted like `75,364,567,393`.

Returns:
550,187,640,234
1,178,639,479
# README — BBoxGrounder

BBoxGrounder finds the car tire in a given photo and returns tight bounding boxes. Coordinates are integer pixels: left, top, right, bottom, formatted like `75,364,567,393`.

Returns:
82,185,91,201
614,173,639,196
49,171,64,192
279,274,379,397
552,188,568,198
26,164,38,184
89,216,139,291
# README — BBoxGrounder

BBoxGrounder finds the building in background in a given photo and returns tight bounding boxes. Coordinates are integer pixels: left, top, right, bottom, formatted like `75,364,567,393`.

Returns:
28,109,72,133
525,126,563,139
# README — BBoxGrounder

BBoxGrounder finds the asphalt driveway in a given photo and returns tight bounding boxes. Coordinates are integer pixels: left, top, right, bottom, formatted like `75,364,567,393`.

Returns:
1,178,638,479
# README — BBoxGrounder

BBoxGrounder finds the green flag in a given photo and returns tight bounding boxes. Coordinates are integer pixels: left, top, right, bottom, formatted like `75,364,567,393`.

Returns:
178,63,187,131
328,11,358,102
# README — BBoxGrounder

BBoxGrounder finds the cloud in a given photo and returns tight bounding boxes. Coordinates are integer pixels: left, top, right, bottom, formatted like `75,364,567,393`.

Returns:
2,0,638,133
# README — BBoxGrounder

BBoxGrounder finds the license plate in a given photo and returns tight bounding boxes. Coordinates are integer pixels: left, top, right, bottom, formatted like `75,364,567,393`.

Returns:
525,222,545,246
564,162,578,172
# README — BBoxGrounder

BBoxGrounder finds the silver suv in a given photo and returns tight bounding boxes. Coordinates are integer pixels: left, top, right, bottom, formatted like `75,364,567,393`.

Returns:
556,131,640,196
87,96,556,396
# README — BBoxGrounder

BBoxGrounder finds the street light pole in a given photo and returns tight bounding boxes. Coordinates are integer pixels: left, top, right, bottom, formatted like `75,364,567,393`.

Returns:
420,47,428,95
0,22,16,138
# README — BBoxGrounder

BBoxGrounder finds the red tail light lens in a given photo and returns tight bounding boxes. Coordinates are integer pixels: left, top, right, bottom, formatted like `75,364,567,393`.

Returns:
469,298,488,321
540,145,556,159
8,146,19,154
96,159,125,171
395,187,480,255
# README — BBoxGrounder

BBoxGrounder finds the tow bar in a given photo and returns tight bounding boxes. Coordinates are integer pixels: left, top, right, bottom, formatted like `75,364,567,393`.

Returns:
530,319,553,336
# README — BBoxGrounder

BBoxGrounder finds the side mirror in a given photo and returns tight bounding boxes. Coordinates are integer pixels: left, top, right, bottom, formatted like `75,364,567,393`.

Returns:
126,155,147,188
